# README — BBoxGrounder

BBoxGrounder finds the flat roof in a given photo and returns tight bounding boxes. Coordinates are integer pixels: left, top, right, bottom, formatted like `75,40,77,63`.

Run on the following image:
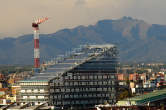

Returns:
118,88,166,105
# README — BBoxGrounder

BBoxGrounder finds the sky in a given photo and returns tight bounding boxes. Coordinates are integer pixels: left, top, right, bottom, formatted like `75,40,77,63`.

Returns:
1,0,166,38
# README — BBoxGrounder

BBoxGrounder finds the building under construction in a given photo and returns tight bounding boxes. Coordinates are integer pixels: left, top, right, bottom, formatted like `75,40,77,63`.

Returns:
18,44,118,110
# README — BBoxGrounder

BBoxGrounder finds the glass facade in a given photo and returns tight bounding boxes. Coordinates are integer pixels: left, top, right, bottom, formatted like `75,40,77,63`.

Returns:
19,44,118,109
49,45,118,109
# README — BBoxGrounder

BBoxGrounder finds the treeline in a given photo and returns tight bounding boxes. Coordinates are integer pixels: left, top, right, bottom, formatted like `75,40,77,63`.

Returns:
0,65,33,75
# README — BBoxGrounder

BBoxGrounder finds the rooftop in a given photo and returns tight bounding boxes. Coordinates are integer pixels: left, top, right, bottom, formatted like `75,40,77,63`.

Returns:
20,44,116,82
117,88,166,105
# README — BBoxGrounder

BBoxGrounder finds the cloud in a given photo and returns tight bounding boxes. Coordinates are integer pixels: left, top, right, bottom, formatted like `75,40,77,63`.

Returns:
75,0,87,5
0,0,166,38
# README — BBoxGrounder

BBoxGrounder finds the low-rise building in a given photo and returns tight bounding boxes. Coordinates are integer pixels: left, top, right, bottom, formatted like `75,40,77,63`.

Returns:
117,73,126,81
129,73,139,81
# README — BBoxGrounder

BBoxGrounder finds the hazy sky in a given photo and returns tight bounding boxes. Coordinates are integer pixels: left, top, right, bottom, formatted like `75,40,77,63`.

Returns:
1,0,166,38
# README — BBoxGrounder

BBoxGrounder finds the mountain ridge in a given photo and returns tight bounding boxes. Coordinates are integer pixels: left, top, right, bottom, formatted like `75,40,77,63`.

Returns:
1,16,166,64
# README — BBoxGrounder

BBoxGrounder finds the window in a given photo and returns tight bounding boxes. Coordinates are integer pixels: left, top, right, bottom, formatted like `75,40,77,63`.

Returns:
94,75,97,79
57,101,61,105
79,82,82,85
108,81,112,84
108,88,111,91
112,81,115,85
40,89,44,93
112,88,115,91
76,101,79,104
65,95,69,98
103,81,107,85
99,81,102,85
89,75,93,79
103,88,107,91
68,73,72,76
97,94,101,97
74,94,78,98
82,76,85,80
90,82,93,85
23,96,27,99
65,76,68,80
50,89,54,92
50,83,54,86
61,88,64,92
98,75,102,79
74,82,78,86
111,75,115,78
30,96,36,99
83,94,87,97
58,95,61,98
111,94,115,98
65,82,69,86
33,89,38,93
66,89,70,92
21,90,25,93
86,88,89,91
82,82,86,85
70,88,73,92
92,88,95,91
97,88,102,91
56,89,59,92
103,75,107,79
95,81,98,85
70,94,73,98
76,88,79,92
27,89,31,93
54,95,57,98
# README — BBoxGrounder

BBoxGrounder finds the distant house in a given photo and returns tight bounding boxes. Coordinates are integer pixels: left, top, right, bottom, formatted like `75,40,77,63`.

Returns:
117,73,126,81
129,73,139,81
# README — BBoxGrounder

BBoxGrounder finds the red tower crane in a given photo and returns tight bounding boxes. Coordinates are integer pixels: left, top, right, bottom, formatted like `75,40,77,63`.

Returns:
32,17,48,73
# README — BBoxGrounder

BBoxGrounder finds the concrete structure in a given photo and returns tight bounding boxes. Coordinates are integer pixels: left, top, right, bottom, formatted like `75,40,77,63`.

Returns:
117,73,126,81
18,44,118,110
19,80,49,106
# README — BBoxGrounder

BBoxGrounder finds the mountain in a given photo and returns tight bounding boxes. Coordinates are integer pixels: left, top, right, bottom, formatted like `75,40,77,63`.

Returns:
1,16,166,65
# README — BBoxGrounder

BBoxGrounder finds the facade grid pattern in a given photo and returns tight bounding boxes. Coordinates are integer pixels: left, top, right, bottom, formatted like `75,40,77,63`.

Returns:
19,44,118,109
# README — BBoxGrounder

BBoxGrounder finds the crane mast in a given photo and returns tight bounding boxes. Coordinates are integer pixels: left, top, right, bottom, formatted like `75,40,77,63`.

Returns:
32,17,48,73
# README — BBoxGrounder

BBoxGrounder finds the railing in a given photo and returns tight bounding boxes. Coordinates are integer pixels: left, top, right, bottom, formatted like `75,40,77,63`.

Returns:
20,93,49,96
19,98,48,101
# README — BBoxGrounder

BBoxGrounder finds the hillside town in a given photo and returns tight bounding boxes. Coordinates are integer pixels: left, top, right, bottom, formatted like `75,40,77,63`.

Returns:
0,70,32,105
0,62,166,109
1,0,166,109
